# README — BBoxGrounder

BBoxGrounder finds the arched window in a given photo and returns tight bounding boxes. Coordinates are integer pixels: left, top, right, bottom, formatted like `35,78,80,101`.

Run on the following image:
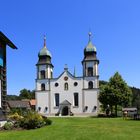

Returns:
88,67,93,76
64,82,68,90
55,93,59,107
88,81,93,89
41,83,45,91
74,93,79,106
40,70,45,79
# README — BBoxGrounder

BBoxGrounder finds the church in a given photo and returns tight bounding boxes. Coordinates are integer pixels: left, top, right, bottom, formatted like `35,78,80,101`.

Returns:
35,32,100,116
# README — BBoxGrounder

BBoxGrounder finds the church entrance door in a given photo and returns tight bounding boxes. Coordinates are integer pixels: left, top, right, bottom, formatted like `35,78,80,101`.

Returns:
62,106,69,116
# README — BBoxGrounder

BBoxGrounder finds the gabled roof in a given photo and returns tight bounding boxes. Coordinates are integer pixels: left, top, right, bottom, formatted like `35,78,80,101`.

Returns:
60,70,74,78
7,100,31,109
53,68,81,80
59,100,71,105
0,31,17,49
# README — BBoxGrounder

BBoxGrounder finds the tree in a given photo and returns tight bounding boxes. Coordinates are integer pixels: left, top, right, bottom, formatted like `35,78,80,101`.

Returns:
131,87,140,112
6,95,20,101
30,90,35,99
99,85,115,114
19,89,32,99
99,72,132,116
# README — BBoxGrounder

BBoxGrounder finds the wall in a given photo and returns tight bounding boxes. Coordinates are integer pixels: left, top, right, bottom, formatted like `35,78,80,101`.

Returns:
50,71,83,115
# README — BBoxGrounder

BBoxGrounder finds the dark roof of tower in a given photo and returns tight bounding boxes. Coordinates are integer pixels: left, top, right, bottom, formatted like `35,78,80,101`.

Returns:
0,31,17,49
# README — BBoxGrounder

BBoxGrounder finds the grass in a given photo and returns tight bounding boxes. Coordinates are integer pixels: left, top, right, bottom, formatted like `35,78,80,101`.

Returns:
0,117,140,140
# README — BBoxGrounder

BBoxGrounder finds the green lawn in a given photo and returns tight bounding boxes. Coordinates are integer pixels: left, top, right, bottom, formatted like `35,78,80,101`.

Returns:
0,117,140,140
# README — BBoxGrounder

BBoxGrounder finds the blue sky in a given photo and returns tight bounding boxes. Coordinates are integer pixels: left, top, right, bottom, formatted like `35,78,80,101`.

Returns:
0,0,140,95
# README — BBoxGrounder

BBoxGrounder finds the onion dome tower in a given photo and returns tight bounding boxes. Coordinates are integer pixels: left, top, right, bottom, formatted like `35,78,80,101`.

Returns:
36,36,53,79
82,32,99,77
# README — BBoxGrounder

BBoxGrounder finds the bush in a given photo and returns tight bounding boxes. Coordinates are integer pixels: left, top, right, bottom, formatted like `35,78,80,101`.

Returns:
14,121,21,128
4,111,52,130
98,113,106,117
3,122,13,130
43,117,52,125
110,113,116,118
8,112,23,121
10,108,24,116
98,113,117,118
19,111,45,129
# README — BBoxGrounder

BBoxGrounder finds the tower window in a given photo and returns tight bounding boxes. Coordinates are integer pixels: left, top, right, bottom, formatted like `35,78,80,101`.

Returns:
74,93,79,107
64,82,68,90
40,70,45,79
41,83,45,91
88,81,93,89
55,93,59,107
88,67,93,76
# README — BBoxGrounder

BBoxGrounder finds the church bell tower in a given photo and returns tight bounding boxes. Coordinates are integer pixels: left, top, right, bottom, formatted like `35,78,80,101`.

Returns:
82,32,99,77
36,36,53,80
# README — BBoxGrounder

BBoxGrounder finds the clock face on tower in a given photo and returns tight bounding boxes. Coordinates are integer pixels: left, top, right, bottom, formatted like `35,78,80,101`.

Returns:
64,76,68,81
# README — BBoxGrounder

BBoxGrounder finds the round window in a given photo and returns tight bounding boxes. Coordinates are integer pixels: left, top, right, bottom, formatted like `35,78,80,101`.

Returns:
55,83,59,87
74,82,78,86
64,76,68,81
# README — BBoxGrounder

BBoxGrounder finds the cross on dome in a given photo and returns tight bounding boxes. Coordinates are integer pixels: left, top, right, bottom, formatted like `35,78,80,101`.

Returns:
44,35,47,48
88,32,92,42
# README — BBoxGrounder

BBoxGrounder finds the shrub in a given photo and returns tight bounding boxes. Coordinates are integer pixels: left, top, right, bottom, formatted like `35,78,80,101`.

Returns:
19,111,45,129
10,108,24,116
14,121,21,128
98,113,106,117
98,113,117,118
8,112,23,121
3,122,13,130
43,117,52,125
110,113,116,118
5,111,52,130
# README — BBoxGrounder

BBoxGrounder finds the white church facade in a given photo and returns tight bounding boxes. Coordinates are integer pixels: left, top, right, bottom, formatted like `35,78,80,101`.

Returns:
35,33,100,116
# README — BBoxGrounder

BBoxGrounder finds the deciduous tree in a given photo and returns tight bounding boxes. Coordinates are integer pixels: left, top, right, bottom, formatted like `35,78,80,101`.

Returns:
99,72,132,116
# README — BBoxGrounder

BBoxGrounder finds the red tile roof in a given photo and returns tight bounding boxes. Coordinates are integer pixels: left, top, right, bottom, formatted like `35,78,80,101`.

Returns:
30,99,36,106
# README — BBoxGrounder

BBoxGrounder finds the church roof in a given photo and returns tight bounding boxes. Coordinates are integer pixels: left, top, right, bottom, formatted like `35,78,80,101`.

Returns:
84,32,96,53
38,47,52,57
38,36,52,57
52,65,82,81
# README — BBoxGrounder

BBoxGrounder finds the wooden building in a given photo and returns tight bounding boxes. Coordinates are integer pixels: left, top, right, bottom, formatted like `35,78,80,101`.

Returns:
0,31,17,115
